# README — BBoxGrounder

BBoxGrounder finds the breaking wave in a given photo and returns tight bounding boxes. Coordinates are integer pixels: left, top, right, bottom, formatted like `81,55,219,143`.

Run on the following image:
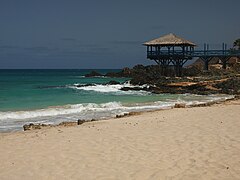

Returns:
0,94,234,132
69,81,151,95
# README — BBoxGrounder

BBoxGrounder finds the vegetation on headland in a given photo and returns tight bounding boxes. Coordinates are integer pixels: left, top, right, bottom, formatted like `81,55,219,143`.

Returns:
234,39,240,50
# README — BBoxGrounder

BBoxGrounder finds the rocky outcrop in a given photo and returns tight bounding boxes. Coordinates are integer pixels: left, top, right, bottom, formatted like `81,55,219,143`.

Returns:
116,112,141,118
23,121,78,131
106,80,121,85
214,77,240,94
75,81,121,88
77,120,85,125
174,103,186,108
23,123,51,131
83,62,240,95
76,83,95,87
58,121,77,126
85,71,103,77
23,119,99,131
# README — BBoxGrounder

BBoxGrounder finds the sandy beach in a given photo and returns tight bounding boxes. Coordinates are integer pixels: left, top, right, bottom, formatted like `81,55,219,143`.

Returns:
0,100,240,180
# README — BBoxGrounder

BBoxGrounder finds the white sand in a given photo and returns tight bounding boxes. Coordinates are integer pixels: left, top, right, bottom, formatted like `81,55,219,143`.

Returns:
0,100,240,180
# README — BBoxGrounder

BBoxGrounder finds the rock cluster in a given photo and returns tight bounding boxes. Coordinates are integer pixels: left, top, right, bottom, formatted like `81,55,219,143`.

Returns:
83,62,240,95
174,103,186,108
23,119,100,131
115,112,141,118
23,123,50,131
85,71,103,77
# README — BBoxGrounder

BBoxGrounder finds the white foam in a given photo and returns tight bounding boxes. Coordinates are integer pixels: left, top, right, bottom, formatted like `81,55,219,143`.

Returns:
76,84,124,92
0,102,123,121
0,94,235,132
0,100,172,122
72,82,150,95
0,95,234,121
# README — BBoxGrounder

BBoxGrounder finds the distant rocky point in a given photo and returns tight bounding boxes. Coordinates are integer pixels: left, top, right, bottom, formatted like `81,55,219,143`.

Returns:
83,58,240,95
84,71,103,77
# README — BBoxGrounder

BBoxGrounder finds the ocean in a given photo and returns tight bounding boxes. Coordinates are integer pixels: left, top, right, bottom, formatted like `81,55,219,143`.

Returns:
0,69,233,132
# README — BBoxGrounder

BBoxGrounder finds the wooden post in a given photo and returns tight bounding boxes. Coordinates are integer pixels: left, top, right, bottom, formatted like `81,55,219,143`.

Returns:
174,60,181,77
222,43,225,54
204,43,206,56
204,59,209,71
222,59,227,69
201,57,211,71
219,57,230,69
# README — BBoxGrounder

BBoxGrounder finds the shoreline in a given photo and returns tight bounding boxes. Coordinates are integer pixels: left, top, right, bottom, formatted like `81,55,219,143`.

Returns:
0,98,240,179
0,94,237,133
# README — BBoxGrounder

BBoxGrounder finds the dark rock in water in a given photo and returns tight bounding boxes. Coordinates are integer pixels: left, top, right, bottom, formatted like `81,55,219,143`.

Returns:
77,119,86,125
105,72,122,77
106,80,120,85
85,71,103,77
120,87,132,91
120,87,144,91
234,95,240,99
76,83,95,87
116,113,129,118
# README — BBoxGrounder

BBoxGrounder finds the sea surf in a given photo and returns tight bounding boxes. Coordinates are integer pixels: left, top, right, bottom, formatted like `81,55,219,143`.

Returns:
0,69,234,132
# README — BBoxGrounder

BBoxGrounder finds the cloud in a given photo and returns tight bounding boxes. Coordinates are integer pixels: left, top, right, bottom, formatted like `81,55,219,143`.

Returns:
50,46,111,58
60,38,102,49
151,25,165,30
0,45,19,54
60,38,78,42
24,46,59,53
110,40,142,45
0,45,18,49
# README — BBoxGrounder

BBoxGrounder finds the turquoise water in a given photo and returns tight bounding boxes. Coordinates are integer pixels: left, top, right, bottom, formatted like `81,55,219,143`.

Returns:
0,69,127,111
0,69,233,132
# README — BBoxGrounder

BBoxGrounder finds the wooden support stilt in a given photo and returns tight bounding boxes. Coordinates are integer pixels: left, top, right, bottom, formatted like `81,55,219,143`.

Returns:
222,60,227,69
171,60,183,77
200,57,212,71
154,60,159,65
219,57,230,69
204,60,209,71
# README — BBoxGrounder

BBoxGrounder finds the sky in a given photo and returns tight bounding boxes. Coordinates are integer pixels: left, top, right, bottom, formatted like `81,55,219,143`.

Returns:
0,0,239,69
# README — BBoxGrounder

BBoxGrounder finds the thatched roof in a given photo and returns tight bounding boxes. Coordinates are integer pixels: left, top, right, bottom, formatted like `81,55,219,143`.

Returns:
143,33,196,46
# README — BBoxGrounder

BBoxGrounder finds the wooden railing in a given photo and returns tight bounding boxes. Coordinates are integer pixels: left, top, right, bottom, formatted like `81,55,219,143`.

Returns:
147,50,240,58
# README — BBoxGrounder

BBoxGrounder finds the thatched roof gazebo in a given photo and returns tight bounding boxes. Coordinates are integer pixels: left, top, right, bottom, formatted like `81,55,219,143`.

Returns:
143,33,240,75
143,33,196,76
143,33,196,46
